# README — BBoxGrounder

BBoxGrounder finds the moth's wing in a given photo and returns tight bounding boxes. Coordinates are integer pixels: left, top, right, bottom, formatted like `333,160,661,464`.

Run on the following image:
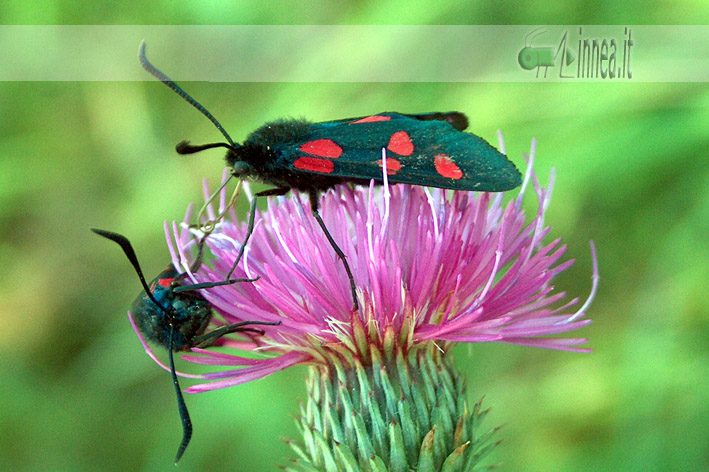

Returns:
290,117,521,192
318,111,467,130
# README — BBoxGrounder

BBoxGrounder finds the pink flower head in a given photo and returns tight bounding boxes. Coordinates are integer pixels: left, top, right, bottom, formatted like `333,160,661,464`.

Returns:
142,138,598,393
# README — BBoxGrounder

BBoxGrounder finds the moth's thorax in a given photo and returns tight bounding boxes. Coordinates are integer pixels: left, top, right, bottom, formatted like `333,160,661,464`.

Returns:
132,273,213,351
244,118,312,148
225,119,344,192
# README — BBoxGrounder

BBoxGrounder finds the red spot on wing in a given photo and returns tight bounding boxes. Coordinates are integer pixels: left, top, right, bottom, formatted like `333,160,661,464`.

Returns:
434,153,463,180
387,131,414,156
378,157,402,175
299,139,342,158
349,115,392,124
294,157,335,174
157,278,175,288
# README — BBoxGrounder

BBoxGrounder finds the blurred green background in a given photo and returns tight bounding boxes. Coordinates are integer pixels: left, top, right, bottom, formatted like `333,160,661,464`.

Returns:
1,3,707,472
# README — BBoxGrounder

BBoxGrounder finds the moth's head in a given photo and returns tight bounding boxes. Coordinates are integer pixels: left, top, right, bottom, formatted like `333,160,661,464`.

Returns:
225,147,252,178
175,140,252,178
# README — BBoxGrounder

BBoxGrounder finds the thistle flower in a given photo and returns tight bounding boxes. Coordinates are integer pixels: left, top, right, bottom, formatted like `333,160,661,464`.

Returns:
139,138,598,471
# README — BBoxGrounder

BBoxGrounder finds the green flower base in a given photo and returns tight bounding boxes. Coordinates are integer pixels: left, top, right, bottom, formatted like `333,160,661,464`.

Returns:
286,345,499,472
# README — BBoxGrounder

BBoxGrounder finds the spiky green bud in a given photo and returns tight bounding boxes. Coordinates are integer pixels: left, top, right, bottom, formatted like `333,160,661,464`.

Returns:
286,344,499,472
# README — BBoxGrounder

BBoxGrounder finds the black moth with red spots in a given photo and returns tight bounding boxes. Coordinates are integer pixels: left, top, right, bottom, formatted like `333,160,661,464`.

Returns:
226,111,521,193
91,228,278,463
139,42,522,314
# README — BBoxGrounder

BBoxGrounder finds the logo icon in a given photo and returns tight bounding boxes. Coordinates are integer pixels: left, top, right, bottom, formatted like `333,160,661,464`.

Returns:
518,27,576,78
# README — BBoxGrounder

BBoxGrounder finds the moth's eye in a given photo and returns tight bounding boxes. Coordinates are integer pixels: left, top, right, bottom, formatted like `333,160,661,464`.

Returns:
231,161,250,177
172,300,187,311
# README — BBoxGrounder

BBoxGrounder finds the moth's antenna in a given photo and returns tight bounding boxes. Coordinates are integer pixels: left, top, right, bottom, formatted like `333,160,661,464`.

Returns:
138,41,238,149
168,325,192,464
91,229,171,316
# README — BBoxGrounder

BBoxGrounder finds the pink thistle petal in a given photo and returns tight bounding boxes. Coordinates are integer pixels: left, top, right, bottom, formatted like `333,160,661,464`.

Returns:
499,336,592,353
184,351,310,393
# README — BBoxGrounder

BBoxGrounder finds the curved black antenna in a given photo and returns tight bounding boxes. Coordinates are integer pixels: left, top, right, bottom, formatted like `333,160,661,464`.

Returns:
91,229,171,316
138,41,238,149
168,324,192,464
176,140,235,155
